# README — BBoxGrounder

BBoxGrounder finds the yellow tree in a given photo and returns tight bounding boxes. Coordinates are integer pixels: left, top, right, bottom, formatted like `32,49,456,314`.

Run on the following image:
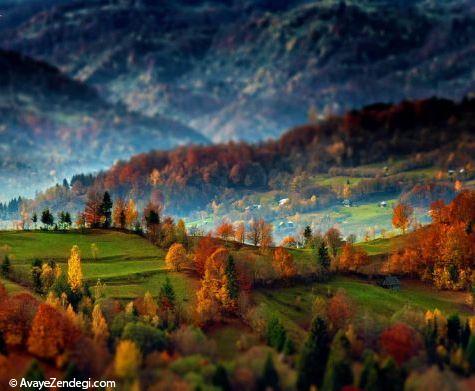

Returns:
165,243,188,271
68,245,83,292
91,243,99,261
115,340,141,379
142,291,158,320
92,304,109,346
175,219,187,244
125,199,138,229
195,247,228,324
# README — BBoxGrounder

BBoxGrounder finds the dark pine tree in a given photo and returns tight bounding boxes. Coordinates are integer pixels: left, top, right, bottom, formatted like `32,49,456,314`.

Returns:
317,241,331,270
447,314,461,346
303,225,312,246
41,209,54,229
297,316,330,391
258,354,280,391
212,364,232,391
100,191,113,228
266,317,287,352
467,335,475,371
31,213,38,229
158,277,176,310
1,255,11,277
225,255,239,301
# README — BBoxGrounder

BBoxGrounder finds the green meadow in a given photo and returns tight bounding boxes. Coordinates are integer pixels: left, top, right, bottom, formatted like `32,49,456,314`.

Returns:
0,229,197,302
253,276,473,344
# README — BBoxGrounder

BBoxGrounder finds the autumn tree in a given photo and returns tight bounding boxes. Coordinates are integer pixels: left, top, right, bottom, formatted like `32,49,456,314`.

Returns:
92,304,109,346
392,203,414,234
273,247,297,279
165,243,187,272
68,245,83,292
193,235,218,276
325,227,343,257
27,303,81,360
281,236,297,248
216,220,235,242
338,243,370,272
0,293,39,348
327,290,353,331
84,191,103,228
196,247,228,324
114,340,141,379
113,198,127,229
76,212,86,230
379,323,422,365
235,222,246,244
125,199,138,229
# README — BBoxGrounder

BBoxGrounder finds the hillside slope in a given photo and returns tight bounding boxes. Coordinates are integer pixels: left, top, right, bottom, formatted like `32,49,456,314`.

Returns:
0,50,208,200
31,97,475,215
1,0,474,141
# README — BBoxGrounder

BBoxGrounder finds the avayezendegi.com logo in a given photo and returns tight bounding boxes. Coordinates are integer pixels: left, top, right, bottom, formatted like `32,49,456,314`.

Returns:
9,377,116,389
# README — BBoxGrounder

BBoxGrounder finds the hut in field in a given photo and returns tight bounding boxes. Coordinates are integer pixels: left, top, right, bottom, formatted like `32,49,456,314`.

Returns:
379,276,401,290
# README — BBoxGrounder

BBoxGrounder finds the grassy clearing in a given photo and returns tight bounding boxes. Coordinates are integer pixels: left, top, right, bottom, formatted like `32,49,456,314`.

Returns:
0,230,195,302
356,235,406,255
253,276,473,344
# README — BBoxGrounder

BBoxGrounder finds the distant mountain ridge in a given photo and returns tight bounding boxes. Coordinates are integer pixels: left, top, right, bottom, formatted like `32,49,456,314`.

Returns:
1,0,474,142
0,49,208,201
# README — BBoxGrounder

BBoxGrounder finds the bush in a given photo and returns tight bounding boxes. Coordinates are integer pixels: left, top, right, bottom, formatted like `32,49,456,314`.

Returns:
121,322,167,355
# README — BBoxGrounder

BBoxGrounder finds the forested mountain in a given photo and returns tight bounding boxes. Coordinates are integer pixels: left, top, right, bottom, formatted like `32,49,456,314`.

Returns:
0,50,208,201
1,0,474,142
32,97,475,215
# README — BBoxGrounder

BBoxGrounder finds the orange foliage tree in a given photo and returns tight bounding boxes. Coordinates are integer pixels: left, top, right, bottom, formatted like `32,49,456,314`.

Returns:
379,323,422,365
247,219,273,248
392,203,414,233
327,290,353,331
215,220,235,241
389,191,475,289
273,247,297,278
28,303,81,361
0,293,39,348
235,222,246,244
193,235,218,276
195,247,229,324
338,243,370,272
84,190,103,228
280,236,297,248
165,243,188,272
112,197,127,229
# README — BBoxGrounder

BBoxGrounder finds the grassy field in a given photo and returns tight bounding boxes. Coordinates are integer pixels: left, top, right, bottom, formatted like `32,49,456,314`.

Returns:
0,277,32,295
253,276,474,345
0,229,197,302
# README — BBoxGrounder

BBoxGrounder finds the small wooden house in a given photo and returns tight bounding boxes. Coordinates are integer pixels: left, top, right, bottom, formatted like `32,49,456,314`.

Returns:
379,276,401,290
